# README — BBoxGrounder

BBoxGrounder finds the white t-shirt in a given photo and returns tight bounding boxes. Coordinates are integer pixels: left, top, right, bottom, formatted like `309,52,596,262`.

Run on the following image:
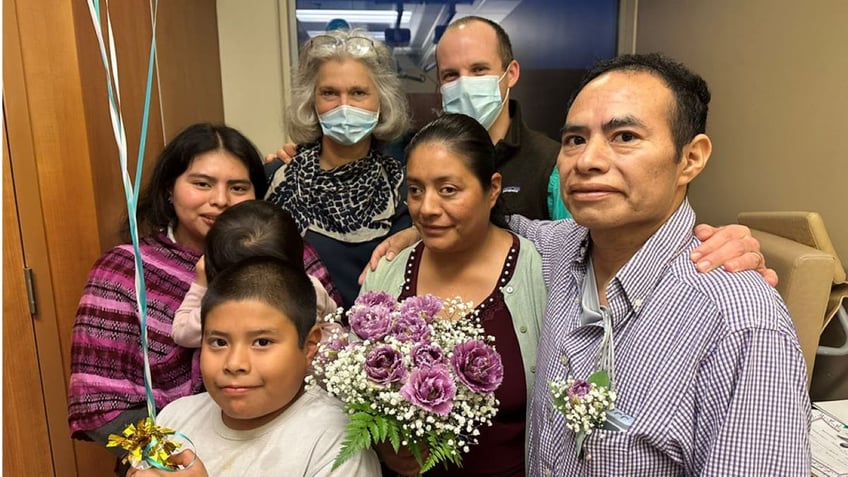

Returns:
157,387,380,476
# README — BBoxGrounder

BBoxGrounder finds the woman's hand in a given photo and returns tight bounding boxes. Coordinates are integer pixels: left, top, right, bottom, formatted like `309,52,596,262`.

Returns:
374,440,426,477
358,227,421,285
691,224,778,286
126,451,208,477
264,143,298,165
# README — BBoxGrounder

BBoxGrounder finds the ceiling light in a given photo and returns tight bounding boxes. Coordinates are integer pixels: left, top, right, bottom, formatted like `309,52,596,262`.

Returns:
296,9,412,26
307,30,386,42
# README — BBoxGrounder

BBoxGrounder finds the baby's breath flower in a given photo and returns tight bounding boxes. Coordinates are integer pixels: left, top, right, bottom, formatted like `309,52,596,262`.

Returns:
311,294,503,472
549,372,616,459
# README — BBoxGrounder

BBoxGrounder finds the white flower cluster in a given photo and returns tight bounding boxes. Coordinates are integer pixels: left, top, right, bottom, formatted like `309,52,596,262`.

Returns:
549,378,616,435
310,295,502,468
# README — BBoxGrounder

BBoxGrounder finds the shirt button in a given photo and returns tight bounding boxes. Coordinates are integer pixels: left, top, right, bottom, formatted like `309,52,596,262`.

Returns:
530,365,536,373
585,453,592,461
560,355,569,366
519,325,528,333
505,286,514,293
544,468,552,477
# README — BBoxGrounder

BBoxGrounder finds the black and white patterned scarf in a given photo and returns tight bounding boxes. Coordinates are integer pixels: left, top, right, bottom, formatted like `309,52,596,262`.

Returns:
265,142,403,243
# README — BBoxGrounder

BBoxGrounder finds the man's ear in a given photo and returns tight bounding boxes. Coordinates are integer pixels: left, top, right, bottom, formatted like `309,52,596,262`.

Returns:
303,325,322,363
678,133,711,186
489,172,503,207
506,59,520,88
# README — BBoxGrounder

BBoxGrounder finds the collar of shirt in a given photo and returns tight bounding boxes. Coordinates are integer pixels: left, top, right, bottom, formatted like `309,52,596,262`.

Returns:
568,199,697,330
579,256,606,326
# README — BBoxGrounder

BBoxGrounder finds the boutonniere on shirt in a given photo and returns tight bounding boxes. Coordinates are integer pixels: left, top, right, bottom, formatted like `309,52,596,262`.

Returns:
549,369,616,459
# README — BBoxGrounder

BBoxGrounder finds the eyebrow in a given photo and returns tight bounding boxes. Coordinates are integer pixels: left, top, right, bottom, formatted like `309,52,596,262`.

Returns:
407,175,463,184
185,173,251,186
561,115,647,136
319,84,371,90
438,61,491,77
205,328,279,339
468,61,492,71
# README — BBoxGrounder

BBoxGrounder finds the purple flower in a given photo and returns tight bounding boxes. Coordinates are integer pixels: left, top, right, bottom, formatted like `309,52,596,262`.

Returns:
327,336,348,353
390,314,431,343
451,340,504,394
567,379,592,401
319,322,348,351
348,303,393,341
316,323,349,362
400,365,456,416
410,343,447,368
364,345,407,386
355,291,398,309
399,295,443,323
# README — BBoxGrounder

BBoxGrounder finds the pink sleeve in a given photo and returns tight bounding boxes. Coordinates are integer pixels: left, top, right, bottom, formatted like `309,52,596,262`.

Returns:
309,275,339,320
308,275,346,347
171,281,206,348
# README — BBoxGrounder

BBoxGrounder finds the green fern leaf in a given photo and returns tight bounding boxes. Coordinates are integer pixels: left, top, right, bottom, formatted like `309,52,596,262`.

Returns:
332,411,375,470
387,420,401,451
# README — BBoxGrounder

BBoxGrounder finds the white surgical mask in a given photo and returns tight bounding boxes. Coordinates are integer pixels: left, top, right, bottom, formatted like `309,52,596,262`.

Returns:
318,105,379,146
440,70,510,129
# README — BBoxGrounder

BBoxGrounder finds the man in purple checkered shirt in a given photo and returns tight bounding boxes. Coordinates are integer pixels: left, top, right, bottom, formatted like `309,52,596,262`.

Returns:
513,54,810,476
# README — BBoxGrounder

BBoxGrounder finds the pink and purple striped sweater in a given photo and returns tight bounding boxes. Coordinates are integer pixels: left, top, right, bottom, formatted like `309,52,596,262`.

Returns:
67,232,202,439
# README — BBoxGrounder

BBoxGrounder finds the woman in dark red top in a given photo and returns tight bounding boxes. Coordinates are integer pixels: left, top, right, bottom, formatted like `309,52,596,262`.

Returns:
360,113,548,476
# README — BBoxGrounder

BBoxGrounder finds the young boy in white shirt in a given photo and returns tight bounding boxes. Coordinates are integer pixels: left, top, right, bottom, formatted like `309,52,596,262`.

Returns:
132,256,380,477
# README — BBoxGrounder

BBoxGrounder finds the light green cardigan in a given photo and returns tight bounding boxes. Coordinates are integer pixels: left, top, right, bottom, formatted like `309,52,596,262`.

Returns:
359,234,548,408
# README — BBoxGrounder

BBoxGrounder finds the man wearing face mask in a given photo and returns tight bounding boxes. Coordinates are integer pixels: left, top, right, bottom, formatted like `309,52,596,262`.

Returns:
436,16,570,220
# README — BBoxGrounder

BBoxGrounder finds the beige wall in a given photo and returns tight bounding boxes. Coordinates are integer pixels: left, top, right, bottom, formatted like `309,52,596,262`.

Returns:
635,0,848,262
217,0,294,155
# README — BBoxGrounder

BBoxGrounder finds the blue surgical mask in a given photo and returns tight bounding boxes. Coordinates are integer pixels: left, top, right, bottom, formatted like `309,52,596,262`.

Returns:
440,70,510,129
318,105,380,146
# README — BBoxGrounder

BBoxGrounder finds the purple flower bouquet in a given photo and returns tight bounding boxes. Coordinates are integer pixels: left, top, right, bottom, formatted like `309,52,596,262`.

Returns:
311,292,504,472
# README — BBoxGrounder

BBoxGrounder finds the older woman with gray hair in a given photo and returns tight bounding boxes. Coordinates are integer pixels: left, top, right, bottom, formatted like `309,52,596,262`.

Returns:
266,29,412,307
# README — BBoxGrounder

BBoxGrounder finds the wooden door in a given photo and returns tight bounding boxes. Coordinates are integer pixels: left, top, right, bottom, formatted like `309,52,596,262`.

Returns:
4,0,225,475
5,0,112,474
3,108,56,477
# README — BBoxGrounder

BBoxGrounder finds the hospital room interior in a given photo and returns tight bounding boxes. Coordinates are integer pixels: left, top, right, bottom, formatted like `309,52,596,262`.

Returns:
4,0,848,475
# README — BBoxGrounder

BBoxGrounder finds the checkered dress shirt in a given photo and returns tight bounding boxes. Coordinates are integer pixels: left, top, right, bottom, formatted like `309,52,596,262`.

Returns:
511,200,811,477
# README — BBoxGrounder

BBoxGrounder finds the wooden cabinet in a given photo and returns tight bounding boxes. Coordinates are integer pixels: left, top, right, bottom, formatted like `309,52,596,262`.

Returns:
3,0,223,475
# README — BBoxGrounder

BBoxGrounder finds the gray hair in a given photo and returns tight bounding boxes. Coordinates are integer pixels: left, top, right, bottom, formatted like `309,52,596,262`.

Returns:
287,29,411,144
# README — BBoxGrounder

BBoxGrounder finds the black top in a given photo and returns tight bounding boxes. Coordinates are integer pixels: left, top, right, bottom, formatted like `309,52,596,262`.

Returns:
495,100,560,220
305,204,411,308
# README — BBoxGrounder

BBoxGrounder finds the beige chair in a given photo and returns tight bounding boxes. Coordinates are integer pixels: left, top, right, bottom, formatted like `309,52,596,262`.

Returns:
738,212,848,397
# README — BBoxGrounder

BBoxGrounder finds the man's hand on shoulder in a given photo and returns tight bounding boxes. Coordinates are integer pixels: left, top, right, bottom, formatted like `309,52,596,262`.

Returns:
691,224,778,287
